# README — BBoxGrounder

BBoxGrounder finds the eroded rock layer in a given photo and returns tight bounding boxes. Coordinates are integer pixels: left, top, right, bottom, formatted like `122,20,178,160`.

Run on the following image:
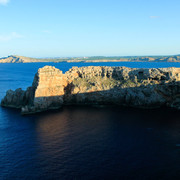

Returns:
1,66,180,114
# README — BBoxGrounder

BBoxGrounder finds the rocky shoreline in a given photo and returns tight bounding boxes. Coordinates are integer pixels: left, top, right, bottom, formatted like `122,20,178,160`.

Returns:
1,66,180,114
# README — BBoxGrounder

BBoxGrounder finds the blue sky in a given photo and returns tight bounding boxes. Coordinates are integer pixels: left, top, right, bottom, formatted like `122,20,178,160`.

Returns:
0,0,180,57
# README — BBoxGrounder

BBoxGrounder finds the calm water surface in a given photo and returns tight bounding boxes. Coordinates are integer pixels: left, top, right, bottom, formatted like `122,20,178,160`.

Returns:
0,62,180,179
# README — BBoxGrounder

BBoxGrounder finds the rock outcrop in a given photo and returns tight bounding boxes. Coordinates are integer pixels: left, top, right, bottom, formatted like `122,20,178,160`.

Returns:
1,66,180,114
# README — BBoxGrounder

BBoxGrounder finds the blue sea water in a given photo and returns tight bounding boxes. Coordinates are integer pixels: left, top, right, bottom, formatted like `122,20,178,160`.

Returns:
0,62,180,180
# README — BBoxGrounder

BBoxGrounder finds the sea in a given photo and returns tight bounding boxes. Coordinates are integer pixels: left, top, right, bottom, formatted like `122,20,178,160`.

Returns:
0,62,180,180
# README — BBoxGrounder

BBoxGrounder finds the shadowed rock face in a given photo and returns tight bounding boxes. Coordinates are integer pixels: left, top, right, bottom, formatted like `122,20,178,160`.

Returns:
1,66,180,114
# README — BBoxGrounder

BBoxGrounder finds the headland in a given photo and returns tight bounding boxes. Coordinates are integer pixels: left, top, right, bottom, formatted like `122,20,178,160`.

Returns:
1,65,180,114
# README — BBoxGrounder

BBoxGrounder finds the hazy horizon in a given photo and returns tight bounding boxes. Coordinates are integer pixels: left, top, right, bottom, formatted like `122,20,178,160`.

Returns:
1,53,180,59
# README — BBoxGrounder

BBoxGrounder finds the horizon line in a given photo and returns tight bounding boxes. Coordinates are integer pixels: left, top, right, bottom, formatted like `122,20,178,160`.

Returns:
1,54,180,59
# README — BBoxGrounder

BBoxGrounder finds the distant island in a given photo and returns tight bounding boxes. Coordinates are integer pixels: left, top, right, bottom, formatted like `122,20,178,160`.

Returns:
0,55,180,63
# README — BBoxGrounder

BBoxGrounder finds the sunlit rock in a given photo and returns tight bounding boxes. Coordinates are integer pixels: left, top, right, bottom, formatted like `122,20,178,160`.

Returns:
1,66,180,114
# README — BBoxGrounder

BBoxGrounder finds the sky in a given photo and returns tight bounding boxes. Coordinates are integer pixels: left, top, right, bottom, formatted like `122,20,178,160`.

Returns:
0,0,180,57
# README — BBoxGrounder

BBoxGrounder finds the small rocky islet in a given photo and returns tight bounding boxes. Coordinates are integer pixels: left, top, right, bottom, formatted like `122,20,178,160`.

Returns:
1,66,180,114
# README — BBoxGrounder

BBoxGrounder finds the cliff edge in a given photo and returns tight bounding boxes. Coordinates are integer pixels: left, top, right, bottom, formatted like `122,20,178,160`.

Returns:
1,66,180,114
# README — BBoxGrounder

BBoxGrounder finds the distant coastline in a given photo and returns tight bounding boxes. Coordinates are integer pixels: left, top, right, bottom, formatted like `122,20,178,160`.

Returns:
0,55,180,63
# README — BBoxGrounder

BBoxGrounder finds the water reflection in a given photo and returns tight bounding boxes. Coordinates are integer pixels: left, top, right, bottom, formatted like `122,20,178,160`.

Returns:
1,106,180,179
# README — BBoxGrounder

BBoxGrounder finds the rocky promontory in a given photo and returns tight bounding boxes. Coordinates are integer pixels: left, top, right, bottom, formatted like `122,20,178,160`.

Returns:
1,66,180,114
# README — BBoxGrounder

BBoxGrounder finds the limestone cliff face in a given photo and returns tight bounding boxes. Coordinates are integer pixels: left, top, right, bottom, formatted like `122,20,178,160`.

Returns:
30,66,68,113
1,66,180,114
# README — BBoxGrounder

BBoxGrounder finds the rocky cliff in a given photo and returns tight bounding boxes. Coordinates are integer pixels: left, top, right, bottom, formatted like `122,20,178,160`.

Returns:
1,66,180,114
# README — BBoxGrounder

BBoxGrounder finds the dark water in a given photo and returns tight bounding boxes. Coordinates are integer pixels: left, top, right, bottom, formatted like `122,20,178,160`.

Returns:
0,62,180,180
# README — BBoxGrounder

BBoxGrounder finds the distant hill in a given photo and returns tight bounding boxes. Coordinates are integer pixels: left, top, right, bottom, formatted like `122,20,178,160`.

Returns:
0,55,55,63
0,55,180,63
